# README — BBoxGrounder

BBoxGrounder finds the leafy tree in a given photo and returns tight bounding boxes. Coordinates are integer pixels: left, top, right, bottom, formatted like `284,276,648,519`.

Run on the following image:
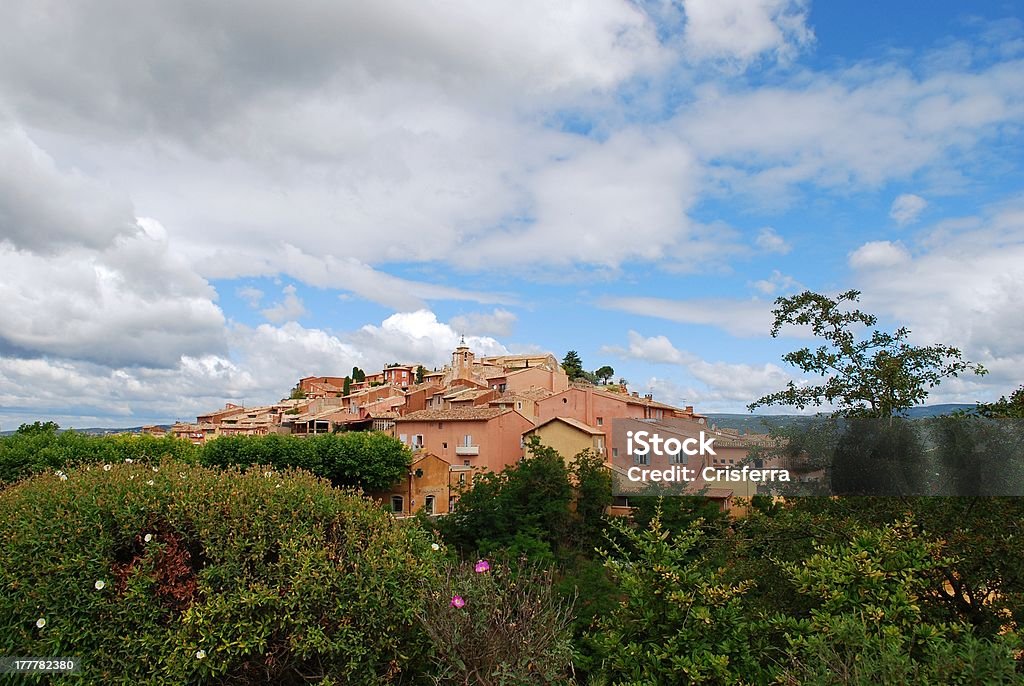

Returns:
440,439,573,560
748,290,985,418
590,514,772,684
351,366,366,383
976,384,1024,418
569,449,612,547
15,421,60,435
561,350,585,381
593,365,615,384
288,383,306,400
416,365,426,384
342,376,352,396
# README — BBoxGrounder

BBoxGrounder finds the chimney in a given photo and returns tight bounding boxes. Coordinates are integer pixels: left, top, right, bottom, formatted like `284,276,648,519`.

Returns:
685,405,694,414
644,394,653,401
632,391,639,398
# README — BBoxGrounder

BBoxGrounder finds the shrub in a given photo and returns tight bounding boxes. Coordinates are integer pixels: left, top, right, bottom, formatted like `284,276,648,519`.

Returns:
0,460,435,684
199,432,411,491
0,425,197,485
419,558,576,684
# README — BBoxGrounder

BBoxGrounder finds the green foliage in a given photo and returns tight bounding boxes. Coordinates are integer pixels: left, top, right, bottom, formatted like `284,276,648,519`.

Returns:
561,350,585,381
416,365,426,384
199,432,411,491
590,513,771,685
351,366,366,383
976,384,1024,418
570,449,612,547
0,461,436,685
288,383,306,400
748,289,985,417
342,376,352,396
776,521,1022,684
419,559,576,685
440,439,573,559
593,365,615,384
0,428,198,486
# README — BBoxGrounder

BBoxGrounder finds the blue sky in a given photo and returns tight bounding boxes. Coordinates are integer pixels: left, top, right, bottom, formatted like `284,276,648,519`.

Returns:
1,0,1023,427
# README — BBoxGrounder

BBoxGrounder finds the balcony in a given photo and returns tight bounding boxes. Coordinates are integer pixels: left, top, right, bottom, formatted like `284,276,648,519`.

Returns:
455,445,480,456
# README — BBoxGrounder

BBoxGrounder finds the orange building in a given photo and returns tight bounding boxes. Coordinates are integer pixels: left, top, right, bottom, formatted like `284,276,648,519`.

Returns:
394,407,534,473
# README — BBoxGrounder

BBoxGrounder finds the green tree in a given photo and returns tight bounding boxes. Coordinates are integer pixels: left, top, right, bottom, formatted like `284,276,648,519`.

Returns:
351,366,366,383
976,384,1024,418
288,383,306,400
561,350,584,381
416,365,426,384
748,290,985,418
593,365,615,384
15,421,60,435
342,376,352,396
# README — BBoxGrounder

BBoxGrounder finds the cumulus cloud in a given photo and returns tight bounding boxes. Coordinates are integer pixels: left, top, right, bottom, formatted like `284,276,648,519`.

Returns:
352,310,509,368
848,240,912,269
236,286,264,308
890,193,928,225
449,309,518,337
0,126,138,253
682,0,814,66
260,284,307,323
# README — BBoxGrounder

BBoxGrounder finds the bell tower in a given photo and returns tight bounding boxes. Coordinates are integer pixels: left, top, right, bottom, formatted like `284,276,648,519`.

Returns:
452,335,474,380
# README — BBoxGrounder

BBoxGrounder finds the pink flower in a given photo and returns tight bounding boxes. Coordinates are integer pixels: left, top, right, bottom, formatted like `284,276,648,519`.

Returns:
474,559,491,573
450,595,466,608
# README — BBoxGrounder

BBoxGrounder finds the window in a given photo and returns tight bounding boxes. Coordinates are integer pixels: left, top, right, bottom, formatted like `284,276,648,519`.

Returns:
390,496,404,514
595,436,605,452
516,401,522,410
613,496,630,508
633,450,650,465
670,451,687,465
462,434,473,447
442,442,448,449
612,448,618,458
463,460,470,466
596,417,603,426
412,434,424,449
424,495,435,515
562,398,568,404
438,422,443,429
459,473,466,484
399,433,408,444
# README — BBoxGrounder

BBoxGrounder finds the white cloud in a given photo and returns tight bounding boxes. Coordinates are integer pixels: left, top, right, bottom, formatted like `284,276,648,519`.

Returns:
848,240,912,269
236,286,264,308
0,126,138,253
260,284,307,323
682,0,814,66
598,296,774,337
352,310,509,368
755,227,790,254
890,193,928,225
449,309,518,337
603,330,794,407
751,269,800,295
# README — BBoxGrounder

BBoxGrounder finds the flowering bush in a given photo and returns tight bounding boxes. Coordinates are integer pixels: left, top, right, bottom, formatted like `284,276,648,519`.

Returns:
419,558,577,685
0,460,435,684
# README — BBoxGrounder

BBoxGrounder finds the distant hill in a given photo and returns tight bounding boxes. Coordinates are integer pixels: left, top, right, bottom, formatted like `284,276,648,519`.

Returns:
706,404,977,433
0,426,170,437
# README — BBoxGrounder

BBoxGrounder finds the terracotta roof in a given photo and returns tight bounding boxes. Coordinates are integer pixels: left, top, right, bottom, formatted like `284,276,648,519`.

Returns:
491,387,554,402
398,408,512,422
529,416,604,435
704,488,734,499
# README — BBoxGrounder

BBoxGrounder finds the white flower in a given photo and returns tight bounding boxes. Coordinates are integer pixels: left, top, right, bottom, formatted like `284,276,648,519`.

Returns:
59,474,68,481
129,475,136,481
94,580,106,590
431,543,440,551
195,649,206,660
275,483,282,489
146,479,155,486
179,472,187,479
144,534,153,543
103,464,112,472
36,618,46,628
265,471,273,478
125,458,133,463
152,467,159,473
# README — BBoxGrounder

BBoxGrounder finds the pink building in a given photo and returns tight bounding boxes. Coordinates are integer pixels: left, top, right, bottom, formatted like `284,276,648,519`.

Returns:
394,407,534,473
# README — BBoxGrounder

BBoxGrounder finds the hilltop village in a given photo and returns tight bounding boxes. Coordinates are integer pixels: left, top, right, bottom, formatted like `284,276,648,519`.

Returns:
161,339,772,515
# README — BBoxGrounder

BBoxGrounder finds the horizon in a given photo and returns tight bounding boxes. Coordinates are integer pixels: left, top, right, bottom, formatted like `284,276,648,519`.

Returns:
2,1,1024,428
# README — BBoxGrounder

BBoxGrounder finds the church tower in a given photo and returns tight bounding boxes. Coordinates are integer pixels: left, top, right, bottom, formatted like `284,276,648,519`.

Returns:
452,335,474,380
